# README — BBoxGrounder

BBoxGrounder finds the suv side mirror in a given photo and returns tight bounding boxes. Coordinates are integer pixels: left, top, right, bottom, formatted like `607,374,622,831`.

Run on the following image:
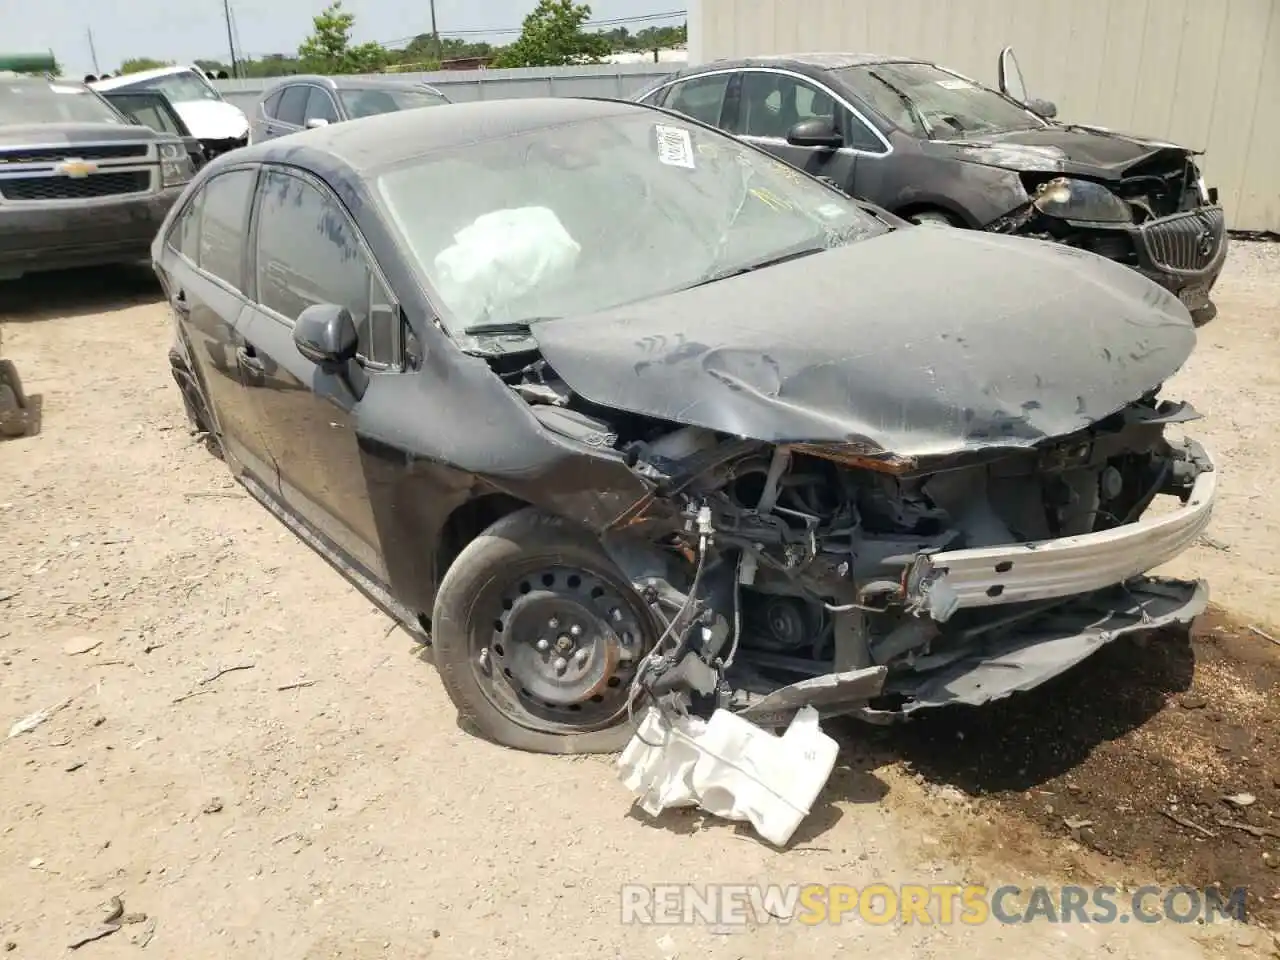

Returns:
293,304,358,372
786,118,843,149
1027,97,1057,119
305,117,330,129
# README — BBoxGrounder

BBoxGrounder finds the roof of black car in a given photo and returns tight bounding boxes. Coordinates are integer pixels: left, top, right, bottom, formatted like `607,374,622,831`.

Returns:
228,96,642,174
701,52,917,70
265,74,439,93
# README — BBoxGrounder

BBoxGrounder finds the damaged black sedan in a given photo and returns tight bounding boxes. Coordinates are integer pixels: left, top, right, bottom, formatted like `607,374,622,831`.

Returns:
637,48,1227,326
155,97,1215,755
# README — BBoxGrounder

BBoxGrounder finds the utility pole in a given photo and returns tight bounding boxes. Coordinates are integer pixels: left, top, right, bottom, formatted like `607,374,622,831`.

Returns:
221,0,239,78
86,27,101,75
429,0,440,61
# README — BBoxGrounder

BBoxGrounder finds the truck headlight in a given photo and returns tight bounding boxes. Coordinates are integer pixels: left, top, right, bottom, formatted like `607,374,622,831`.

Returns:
159,141,194,187
1032,177,1132,224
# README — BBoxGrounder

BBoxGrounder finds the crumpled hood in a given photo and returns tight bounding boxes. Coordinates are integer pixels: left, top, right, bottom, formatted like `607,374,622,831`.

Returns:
171,99,248,141
925,125,1193,180
531,227,1196,458
0,122,159,148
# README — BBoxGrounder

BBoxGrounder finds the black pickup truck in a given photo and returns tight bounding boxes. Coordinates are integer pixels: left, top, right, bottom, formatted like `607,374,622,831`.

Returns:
0,73,195,280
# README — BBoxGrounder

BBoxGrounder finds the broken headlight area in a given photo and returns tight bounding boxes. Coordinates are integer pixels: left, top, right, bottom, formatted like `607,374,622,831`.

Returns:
523,390,1216,729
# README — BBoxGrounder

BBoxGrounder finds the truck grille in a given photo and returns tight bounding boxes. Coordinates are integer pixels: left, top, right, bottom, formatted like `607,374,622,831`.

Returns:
1140,207,1225,274
0,143,151,164
0,170,151,201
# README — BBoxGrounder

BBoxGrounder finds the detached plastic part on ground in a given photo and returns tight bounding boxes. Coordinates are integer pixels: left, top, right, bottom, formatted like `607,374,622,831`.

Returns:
617,705,838,847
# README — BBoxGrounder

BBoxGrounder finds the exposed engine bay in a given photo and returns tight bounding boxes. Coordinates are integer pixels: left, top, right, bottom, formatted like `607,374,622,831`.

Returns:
503,355,1215,728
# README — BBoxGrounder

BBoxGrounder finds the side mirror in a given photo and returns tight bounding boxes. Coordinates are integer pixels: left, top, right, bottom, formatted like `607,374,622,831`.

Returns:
786,118,842,149
293,303,358,372
305,117,330,129
1027,98,1057,119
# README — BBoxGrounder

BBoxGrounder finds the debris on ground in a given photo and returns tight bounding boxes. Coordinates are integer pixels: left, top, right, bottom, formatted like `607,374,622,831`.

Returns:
885,607,1280,926
618,705,837,847
62,636,103,656
202,798,223,815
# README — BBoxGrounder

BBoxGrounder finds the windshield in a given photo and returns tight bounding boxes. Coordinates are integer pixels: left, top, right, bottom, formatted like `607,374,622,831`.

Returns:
377,109,886,338
133,70,222,104
836,62,1044,139
339,87,448,119
104,94,182,135
0,80,123,125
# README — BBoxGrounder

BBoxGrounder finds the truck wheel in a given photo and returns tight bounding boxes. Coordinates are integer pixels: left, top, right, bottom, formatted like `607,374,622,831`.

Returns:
431,508,655,755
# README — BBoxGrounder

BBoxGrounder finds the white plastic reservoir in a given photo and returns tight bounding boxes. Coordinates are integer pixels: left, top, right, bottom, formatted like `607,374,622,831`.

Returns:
617,705,839,847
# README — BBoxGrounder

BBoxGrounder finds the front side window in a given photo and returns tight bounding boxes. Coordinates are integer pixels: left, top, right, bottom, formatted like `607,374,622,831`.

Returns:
170,192,203,262
835,62,1045,139
0,79,123,125
262,88,284,118
254,169,394,363
304,87,339,124
198,169,256,291
339,87,448,119
376,108,887,343
136,70,222,104
664,74,730,126
734,72,848,140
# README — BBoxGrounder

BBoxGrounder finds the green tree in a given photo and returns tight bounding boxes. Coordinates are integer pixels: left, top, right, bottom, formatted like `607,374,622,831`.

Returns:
491,0,610,68
297,1,388,75
119,57,174,74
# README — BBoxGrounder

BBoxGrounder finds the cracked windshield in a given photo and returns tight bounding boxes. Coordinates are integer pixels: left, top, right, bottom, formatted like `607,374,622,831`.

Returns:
837,61,1045,138
376,109,886,337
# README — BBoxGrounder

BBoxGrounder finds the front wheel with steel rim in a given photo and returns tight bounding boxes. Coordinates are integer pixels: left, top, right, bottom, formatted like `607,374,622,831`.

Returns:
431,507,656,754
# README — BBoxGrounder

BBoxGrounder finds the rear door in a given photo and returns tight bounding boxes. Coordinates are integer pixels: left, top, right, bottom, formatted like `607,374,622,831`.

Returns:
237,165,400,581
159,166,274,483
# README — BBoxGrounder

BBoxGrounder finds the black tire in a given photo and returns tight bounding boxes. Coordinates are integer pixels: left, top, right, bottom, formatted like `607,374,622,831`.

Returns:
432,507,656,755
907,209,961,227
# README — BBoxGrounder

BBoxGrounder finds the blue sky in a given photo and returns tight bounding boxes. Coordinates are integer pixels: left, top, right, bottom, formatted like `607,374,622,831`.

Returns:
6,0,687,76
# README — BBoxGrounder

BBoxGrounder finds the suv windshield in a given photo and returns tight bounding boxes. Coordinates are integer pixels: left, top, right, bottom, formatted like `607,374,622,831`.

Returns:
133,70,221,104
836,62,1044,139
377,109,887,338
339,87,448,119
0,79,123,124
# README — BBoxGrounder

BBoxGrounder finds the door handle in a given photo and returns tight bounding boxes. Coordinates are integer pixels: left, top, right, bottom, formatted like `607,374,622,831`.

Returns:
236,345,266,375
172,292,191,316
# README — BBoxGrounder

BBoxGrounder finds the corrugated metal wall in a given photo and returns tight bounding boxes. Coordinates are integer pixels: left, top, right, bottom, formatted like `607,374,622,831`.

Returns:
697,0,1280,231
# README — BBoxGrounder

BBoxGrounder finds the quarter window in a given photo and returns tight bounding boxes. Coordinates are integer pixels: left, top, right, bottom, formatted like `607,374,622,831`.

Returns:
275,85,309,126
664,74,730,126
170,194,202,262
254,169,397,364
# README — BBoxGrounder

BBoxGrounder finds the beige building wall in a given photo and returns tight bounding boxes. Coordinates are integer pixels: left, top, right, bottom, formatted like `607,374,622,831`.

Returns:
693,0,1280,231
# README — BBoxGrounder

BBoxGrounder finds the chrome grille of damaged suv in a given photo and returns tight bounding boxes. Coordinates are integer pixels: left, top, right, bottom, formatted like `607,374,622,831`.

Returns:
1141,207,1226,273
0,170,150,200
0,143,150,164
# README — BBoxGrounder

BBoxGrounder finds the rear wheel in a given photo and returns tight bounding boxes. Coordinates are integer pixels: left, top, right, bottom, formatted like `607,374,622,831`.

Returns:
431,508,655,754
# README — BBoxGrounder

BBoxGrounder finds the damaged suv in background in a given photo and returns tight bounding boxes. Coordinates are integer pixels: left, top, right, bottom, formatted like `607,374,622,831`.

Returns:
155,97,1215,755
638,47,1227,326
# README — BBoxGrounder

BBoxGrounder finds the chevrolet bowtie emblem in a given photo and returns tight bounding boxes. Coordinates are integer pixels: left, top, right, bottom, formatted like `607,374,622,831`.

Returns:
56,159,97,178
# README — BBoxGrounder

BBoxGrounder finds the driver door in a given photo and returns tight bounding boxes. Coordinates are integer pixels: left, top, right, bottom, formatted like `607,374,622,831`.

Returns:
724,70,861,193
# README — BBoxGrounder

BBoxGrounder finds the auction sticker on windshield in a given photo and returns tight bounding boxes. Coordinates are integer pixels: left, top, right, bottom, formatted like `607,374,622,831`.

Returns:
655,124,695,169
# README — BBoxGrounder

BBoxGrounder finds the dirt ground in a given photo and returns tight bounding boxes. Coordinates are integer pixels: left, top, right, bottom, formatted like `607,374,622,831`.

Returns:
1,244,1279,959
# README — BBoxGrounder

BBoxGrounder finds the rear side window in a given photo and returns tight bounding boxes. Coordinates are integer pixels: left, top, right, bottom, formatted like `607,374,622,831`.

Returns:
262,87,284,118
275,85,308,126
198,169,256,292
254,169,397,364
170,194,202,262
